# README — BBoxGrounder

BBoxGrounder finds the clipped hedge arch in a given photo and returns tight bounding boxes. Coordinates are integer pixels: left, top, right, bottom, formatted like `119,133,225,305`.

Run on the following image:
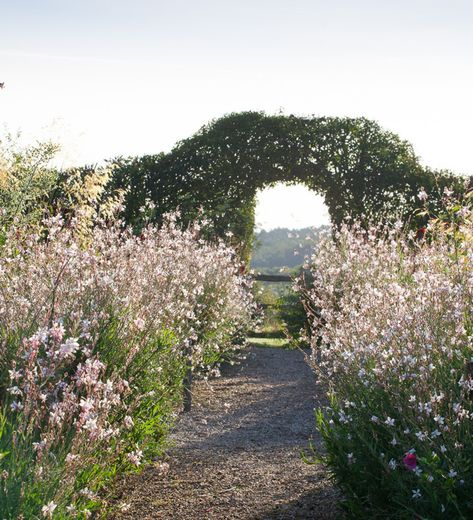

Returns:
110,112,460,258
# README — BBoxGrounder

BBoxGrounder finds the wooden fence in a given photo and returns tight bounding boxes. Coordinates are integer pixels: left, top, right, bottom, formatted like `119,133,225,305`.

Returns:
252,273,292,283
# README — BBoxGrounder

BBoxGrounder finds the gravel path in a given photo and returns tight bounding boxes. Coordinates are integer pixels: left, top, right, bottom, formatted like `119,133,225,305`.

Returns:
113,346,340,519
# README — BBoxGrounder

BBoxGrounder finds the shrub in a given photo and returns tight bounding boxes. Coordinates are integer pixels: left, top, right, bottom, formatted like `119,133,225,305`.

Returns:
0,214,254,518
0,136,59,237
305,191,473,518
279,268,317,348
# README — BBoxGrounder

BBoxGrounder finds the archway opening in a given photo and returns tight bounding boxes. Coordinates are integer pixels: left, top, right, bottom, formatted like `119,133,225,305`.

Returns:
255,182,330,232
249,183,330,347
252,182,330,271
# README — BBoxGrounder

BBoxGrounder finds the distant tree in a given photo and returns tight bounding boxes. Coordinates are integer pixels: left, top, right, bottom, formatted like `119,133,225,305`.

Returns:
251,227,328,271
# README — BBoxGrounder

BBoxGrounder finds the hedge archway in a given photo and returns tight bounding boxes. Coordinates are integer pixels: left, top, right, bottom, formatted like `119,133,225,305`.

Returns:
111,112,459,258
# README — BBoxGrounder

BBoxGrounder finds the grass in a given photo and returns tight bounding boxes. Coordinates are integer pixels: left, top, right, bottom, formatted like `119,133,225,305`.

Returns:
247,337,290,348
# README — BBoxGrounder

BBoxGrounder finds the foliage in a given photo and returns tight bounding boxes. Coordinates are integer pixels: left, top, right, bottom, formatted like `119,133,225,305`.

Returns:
0,134,59,236
0,214,254,519
0,135,126,246
251,277,311,347
109,112,466,256
276,284,311,348
250,283,285,337
251,226,325,346
305,189,473,518
50,164,126,237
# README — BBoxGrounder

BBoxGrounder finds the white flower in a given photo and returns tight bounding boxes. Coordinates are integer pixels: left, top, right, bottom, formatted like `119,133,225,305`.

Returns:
412,489,422,499
385,417,395,427
58,338,79,358
8,368,22,380
124,415,134,429
42,501,57,517
83,417,98,432
80,487,96,499
10,400,23,411
440,445,447,453
127,449,143,466
388,458,397,470
81,319,91,332
33,440,47,452
415,431,427,441
59,338,80,359
66,453,79,464
417,188,428,201
80,397,95,413
448,469,457,478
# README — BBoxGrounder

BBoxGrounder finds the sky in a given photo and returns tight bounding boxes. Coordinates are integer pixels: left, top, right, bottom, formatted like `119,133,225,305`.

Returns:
1,0,472,230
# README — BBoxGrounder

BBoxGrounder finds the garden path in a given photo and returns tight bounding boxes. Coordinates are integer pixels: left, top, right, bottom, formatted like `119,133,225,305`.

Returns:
113,346,339,519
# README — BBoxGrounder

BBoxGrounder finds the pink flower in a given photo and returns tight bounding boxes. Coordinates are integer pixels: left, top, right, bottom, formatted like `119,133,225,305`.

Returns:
403,453,417,471
133,318,146,330
49,323,65,342
127,449,143,466
58,337,79,359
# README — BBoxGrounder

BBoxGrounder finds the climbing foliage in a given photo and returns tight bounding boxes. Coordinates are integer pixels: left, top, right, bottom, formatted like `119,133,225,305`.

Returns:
110,112,465,255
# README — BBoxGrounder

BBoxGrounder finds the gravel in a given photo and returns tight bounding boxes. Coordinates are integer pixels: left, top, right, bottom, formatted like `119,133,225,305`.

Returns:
112,346,341,519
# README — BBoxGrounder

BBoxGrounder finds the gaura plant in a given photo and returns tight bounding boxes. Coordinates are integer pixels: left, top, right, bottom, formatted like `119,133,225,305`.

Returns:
305,188,473,518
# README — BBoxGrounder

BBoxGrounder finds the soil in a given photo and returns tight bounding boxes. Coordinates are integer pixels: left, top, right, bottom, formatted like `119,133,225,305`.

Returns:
112,346,341,519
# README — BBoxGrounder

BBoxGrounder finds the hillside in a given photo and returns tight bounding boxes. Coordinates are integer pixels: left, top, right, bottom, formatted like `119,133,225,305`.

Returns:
250,226,329,273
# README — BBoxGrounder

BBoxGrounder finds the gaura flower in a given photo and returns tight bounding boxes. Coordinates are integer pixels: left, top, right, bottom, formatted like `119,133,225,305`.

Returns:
42,501,57,518
403,453,417,471
417,188,428,201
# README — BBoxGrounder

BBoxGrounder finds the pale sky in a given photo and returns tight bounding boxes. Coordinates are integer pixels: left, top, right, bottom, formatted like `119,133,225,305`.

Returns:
1,0,472,230
255,185,330,230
